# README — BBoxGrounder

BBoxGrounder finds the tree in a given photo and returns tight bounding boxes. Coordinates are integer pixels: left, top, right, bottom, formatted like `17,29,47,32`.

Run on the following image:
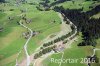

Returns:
0,27,3,32
0,0,5,3
57,5,100,46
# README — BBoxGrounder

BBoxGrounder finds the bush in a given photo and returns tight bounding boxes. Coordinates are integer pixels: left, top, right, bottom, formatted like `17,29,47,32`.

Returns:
9,9,14,11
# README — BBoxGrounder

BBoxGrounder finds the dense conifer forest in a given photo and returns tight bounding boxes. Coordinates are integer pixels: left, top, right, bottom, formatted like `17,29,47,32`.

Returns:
57,5,100,46
0,0,5,2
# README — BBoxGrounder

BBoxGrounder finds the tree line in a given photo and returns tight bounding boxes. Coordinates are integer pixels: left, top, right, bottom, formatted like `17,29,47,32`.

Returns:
42,24,76,48
34,18,77,59
34,45,56,59
57,5,100,46
0,0,5,3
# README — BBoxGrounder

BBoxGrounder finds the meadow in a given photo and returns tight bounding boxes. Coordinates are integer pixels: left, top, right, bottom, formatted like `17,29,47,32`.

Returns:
43,33,93,66
0,3,61,66
0,0,100,66
42,1,100,66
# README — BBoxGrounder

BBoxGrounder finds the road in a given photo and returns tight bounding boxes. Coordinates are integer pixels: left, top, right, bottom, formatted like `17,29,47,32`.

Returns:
92,48,100,57
15,20,33,66
87,48,100,66
16,12,77,66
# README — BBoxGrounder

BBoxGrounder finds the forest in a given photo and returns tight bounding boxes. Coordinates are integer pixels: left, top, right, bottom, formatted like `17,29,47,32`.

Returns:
54,5,100,46
0,0,5,2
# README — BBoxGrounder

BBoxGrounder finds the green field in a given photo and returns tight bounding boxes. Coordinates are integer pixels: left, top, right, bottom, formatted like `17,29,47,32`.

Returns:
43,33,93,66
41,1,100,66
57,1,100,12
91,13,100,19
0,3,61,66
0,0,100,66
43,11,100,66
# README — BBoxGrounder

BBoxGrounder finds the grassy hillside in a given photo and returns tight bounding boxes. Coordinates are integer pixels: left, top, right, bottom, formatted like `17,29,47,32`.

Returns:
57,1,100,12
0,3,61,66
0,0,100,66
43,33,93,66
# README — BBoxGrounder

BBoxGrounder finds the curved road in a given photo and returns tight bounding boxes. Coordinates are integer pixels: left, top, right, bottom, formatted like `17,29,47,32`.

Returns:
15,20,33,66
16,12,77,66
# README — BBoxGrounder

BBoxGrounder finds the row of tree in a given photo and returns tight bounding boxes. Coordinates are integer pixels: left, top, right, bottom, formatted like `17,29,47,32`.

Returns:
34,45,56,59
34,18,77,59
42,24,76,47
34,27,77,59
